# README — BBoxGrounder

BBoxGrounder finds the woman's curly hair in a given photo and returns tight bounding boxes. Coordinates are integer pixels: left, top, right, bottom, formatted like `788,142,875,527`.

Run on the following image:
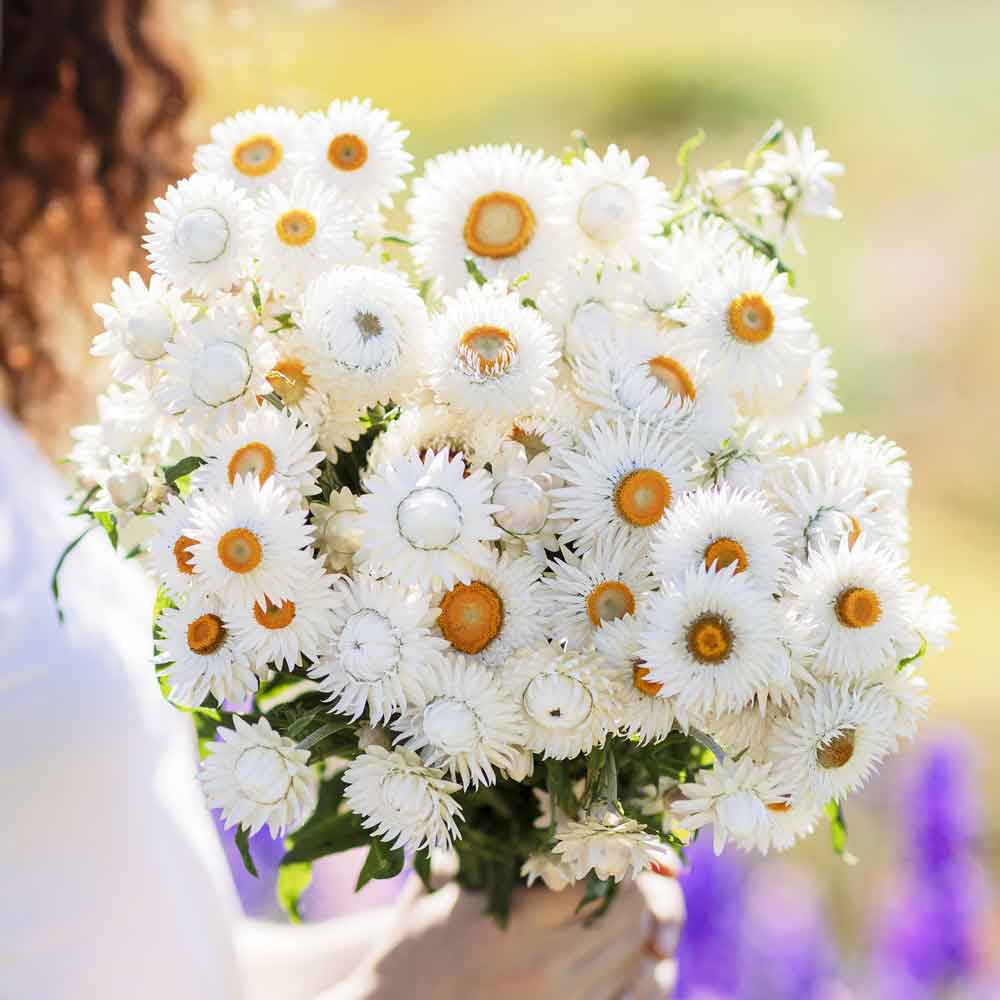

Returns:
1,0,190,443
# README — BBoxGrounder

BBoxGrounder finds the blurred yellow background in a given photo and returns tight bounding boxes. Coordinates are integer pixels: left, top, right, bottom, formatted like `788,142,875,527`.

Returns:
179,0,998,953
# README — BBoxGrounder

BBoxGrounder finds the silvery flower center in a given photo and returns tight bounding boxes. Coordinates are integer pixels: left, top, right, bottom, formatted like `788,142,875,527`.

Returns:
190,340,252,407
566,300,615,357
124,303,173,361
106,469,149,510
339,609,400,681
423,698,479,754
397,487,462,550
382,772,436,824
493,475,549,536
176,207,231,263
234,746,291,805
523,673,594,730
578,182,635,244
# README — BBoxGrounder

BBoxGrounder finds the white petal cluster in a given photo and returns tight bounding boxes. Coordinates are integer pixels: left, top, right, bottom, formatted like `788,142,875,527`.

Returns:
73,102,948,875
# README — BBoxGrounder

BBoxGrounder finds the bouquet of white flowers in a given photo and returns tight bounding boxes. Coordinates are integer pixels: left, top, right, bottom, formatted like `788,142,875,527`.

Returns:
62,99,953,924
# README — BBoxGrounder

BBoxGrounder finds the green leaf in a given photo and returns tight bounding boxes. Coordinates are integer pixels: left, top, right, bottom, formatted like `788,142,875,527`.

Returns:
546,760,574,834
250,279,263,316
464,256,488,287
282,810,369,866
382,234,415,247
521,297,538,310
276,861,313,923
672,128,707,201
355,839,405,891
898,634,928,670
162,455,205,487
744,119,784,171
68,484,100,517
575,871,618,923
413,848,434,892
93,511,118,549
824,799,856,864
51,525,95,623
483,856,518,928
235,826,259,878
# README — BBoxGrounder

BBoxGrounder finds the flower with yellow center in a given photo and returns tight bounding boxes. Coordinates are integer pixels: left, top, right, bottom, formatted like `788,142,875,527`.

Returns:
727,292,775,344
615,468,672,528
703,537,748,574
328,133,368,171
275,209,316,246
458,325,516,376
685,613,734,666
464,191,536,259
834,586,881,629
438,582,503,655
228,442,276,486
232,134,283,177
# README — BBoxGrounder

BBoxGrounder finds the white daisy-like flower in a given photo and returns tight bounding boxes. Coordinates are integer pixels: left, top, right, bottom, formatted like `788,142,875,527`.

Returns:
786,537,917,680
571,323,734,455
193,105,303,195
427,280,560,422
553,809,672,882
907,585,956,652
309,487,363,572
144,174,258,294
501,642,614,760
872,663,929,745
147,493,201,597
392,654,527,788
805,433,911,510
264,331,330,428
309,573,445,725
540,535,654,650
343,746,463,852
193,404,324,498
253,177,362,297
156,303,278,437
505,384,583,458
156,594,262,707
488,440,564,554
766,680,898,806
559,145,672,267
707,701,784,762
187,476,314,606
201,716,319,837
676,247,813,398
357,448,501,589
537,260,640,361
699,428,782,494
301,265,428,406
673,757,789,855
743,344,841,446
228,558,338,670
316,397,367,458
593,614,686,745
434,551,545,666
521,852,576,891
551,415,695,551
91,272,197,385
638,565,791,717
408,144,565,295
650,483,790,593
299,98,413,212
761,798,824,852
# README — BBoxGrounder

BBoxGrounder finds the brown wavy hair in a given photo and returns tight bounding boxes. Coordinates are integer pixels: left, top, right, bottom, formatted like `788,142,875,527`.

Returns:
0,0,191,448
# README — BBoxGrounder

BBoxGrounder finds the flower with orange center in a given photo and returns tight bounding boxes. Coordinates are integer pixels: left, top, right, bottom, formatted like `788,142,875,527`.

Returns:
727,292,775,344
232,134,283,177
438,581,504,655
703,537,748,574
632,663,662,697
328,133,368,172
647,355,696,401
834,586,881,629
253,597,297,631
218,528,264,574
615,468,671,528
686,613,734,665
227,442,276,486
458,325,516,377
464,191,536,259
187,613,227,655
275,208,317,247
587,581,636,627
268,357,311,407
173,534,198,576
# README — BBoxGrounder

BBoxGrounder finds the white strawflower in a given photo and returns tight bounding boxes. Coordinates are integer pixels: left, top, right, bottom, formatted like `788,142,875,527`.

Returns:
805,433,911,510
91,271,196,385
265,331,330,428
144,174,257,294
638,565,792,717
148,493,201,597
301,265,428,407
521,852,576,891
408,144,565,296
873,663,929,744
559,144,672,267
156,304,278,437
488,440,564,554
501,642,614,760
553,809,672,882
309,488,363,572
673,757,787,855
201,716,319,836
187,476,314,606
540,535,654,650
392,654,527,788
571,323,734,454
505,384,583,458
228,558,339,671
194,404,324,498
767,681,898,806
908,585,956,652
343,746,463,852
299,98,413,212
427,279,560,421
253,177,362,297
700,428,781,494
316,398,367,458
650,483,790,593
357,448,501,589
551,415,695,552
309,573,446,725
786,536,917,680
193,105,303,195
156,594,262,707
677,247,813,398
434,551,546,666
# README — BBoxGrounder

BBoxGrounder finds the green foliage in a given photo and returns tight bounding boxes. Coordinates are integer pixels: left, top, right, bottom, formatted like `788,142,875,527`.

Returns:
899,634,928,670
162,456,206,488
235,826,259,879
355,839,406,891
413,848,434,892
50,525,95,623
672,128,706,200
575,871,619,923
825,799,855,863
277,862,313,923
464,256,488,287
92,511,118,549
281,771,369,866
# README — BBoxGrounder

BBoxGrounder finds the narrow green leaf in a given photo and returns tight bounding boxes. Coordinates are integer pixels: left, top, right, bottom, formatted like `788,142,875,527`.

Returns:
282,810,369,865
898,634,928,670
68,484,100,517
235,826,259,878
575,871,618,922
672,128,707,200
93,511,118,549
413,848,434,892
277,861,313,923
824,799,856,864
483,856,518,927
162,455,205,487
355,839,405,891
382,234,415,247
464,256,488,287
51,525,95,623
250,279,263,316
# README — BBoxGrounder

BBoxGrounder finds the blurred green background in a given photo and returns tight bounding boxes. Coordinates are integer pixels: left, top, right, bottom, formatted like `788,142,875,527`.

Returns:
180,0,999,957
